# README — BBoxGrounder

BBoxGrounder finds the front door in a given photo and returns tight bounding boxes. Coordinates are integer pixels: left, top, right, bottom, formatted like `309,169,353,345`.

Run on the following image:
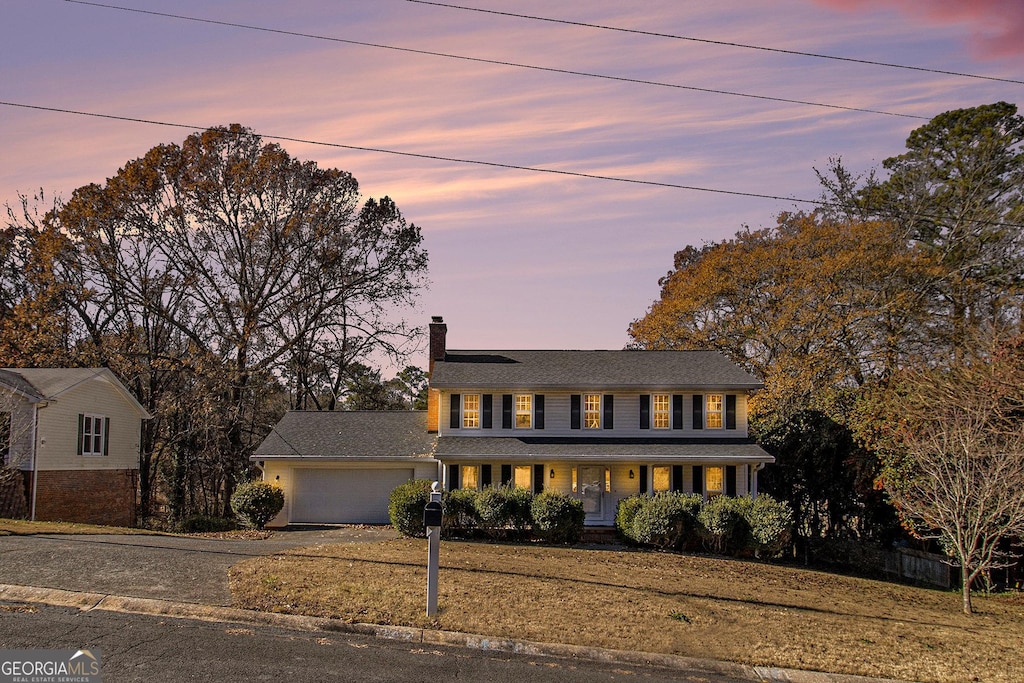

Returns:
578,466,605,520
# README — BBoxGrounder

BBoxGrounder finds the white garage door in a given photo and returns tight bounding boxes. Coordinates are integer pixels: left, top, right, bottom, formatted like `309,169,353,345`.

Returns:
291,468,415,524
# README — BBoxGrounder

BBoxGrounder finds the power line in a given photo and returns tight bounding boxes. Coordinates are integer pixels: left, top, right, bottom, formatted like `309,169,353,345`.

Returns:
404,0,1024,87
61,0,926,121
5,101,1024,231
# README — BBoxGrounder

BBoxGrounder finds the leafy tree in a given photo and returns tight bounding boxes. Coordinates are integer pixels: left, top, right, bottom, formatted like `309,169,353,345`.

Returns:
857,339,1024,614
389,365,429,410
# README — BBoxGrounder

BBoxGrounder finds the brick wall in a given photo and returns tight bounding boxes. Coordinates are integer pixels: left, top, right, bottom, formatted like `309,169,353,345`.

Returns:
32,469,137,527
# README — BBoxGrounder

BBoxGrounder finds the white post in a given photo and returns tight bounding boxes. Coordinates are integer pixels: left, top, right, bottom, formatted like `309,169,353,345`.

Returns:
426,481,442,617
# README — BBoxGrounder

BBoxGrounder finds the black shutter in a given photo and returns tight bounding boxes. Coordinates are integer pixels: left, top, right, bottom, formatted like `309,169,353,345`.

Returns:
603,394,614,430
501,464,512,486
639,465,648,493
533,464,544,494
482,394,493,429
449,393,461,430
726,465,737,496
672,465,684,492
692,465,704,495
692,394,704,430
481,464,492,487
570,395,581,429
535,394,545,430
639,395,650,430
103,417,110,456
673,395,683,430
448,464,460,490
502,394,513,429
77,414,84,455
725,395,737,430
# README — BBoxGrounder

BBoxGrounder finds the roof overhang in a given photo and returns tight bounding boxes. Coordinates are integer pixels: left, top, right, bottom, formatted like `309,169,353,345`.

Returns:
434,436,774,464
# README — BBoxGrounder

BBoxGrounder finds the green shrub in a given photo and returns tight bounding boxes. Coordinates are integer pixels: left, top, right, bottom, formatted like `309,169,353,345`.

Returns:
630,492,703,550
442,487,480,536
475,486,533,539
177,514,239,533
531,490,585,544
388,479,433,538
230,481,285,530
745,495,794,559
615,495,647,544
698,495,751,555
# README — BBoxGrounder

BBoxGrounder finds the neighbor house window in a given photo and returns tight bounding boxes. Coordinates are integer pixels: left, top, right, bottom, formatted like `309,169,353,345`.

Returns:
515,395,532,429
706,394,724,429
584,393,601,429
461,465,479,490
652,394,670,429
705,466,724,497
653,466,671,492
463,394,480,429
514,465,532,490
79,413,107,456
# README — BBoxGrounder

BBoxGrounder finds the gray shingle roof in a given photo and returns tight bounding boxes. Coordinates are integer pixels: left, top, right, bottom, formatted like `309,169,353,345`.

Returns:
0,369,45,401
429,350,762,390
435,436,774,463
252,411,437,460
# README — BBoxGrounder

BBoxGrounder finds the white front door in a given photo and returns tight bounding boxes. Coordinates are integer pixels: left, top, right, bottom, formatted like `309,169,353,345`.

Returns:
578,466,605,520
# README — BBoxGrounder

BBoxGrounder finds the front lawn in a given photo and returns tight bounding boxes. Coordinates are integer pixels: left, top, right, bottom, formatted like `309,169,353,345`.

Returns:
229,539,1024,683
0,518,157,536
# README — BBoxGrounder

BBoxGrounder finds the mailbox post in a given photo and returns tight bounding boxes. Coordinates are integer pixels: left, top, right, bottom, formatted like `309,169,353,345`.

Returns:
423,481,443,617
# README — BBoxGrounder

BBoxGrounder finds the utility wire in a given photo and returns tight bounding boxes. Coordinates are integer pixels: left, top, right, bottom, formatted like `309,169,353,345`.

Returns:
61,0,926,120
404,0,1024,87
6,100,1024,231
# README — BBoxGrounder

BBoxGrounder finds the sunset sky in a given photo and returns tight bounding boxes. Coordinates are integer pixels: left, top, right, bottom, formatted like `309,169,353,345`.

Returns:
2,0,1022,369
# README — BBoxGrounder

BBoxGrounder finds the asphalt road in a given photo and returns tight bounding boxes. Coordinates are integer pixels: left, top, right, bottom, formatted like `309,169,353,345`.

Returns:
0,602,750,683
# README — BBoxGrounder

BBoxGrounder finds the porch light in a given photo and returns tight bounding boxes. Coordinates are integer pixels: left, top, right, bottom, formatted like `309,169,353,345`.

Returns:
629,469,635,479
549,468,555,479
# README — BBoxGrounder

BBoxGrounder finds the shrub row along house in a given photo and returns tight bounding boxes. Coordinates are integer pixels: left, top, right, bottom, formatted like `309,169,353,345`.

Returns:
254,317,774,527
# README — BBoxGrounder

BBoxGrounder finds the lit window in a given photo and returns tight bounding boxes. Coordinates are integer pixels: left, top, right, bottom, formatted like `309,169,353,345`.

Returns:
653,466,671,492
463,394,480,429
706,394,723,429
652,394,670,429
461,465,479,490
514,465,531,490
515,395,532,429
80,414,106,456
705,466,724,496
584,393,601,429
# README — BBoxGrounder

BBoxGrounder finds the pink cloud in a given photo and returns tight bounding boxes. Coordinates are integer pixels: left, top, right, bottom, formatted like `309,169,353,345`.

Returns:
815,0,1024,59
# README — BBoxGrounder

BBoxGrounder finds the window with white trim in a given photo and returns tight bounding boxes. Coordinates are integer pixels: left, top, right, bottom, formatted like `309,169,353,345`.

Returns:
705,466,724,497
706,394,724,429
652,466,671,492
460,465,479,490
463,394,480,429
513,465,532,490
583,393,601,429
515,394,532,429
79,414,107,456
652,394,670,429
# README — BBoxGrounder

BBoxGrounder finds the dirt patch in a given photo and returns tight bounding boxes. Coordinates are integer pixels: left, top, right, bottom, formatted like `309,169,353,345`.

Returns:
229,538,1024,683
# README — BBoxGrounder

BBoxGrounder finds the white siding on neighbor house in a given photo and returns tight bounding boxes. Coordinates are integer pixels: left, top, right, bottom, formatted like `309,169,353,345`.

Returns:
263,460,439,526
1,394,36,470
33,377,143,471
438,390,751,438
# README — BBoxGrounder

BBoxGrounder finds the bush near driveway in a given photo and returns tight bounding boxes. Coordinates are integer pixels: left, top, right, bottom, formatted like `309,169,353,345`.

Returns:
230,481,285,530
388,479,433,538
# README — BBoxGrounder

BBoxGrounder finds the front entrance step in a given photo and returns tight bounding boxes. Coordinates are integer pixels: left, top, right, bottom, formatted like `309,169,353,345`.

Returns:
580,526,619,544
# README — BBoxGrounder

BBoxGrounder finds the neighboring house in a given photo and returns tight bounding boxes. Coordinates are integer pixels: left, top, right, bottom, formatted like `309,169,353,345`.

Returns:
253,316,774,527
0,368,151,527
253,411,438,526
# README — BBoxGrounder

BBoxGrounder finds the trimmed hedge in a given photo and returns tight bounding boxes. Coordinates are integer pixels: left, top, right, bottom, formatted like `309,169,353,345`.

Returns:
620,492,701,550
531,491,585,544
388,479,433,538
230,481,285,530
475,485,533,539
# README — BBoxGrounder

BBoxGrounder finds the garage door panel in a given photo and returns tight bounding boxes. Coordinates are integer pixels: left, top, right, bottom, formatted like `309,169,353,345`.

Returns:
291,468,414,524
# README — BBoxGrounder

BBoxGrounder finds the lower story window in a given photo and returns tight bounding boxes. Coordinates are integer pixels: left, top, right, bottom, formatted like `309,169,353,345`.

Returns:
513,465,531,490
652,466,671,492
461,465,479,490
705,466,724,497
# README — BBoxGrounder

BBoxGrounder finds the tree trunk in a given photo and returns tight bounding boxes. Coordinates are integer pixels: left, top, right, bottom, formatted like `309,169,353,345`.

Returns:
962,566,973,615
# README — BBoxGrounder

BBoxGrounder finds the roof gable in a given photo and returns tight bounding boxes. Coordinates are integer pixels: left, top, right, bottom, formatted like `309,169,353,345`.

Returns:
429,350,761,390
0,368,151,417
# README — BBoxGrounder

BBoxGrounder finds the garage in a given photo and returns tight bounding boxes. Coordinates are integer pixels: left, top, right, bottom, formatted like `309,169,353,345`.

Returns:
290,468,415,524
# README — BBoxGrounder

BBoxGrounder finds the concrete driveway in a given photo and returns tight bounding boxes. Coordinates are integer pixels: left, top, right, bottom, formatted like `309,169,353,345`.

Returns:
0,525,396,606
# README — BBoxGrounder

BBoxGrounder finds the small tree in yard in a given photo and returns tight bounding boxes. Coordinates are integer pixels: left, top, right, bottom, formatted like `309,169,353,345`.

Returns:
230,481,285,530
861,342,1024,615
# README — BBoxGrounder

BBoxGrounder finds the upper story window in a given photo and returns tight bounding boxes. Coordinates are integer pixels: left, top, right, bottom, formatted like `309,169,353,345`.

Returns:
652,394,671,429
706,394,724,429
515,394,532,429
79,413,108,456
584,393,601,429
463,394,480,429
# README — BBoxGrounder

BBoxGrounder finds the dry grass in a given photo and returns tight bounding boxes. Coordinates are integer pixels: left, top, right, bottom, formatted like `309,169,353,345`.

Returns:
0,518,161,536
229,539,1024,683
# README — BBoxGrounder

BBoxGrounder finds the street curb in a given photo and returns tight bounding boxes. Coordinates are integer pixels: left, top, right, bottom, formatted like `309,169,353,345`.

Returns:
0,583,908,683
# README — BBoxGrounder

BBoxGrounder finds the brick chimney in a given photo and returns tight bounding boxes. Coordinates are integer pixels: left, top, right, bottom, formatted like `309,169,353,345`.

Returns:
427,316,447,433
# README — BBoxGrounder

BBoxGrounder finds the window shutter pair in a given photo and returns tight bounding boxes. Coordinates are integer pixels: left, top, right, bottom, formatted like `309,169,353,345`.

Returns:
501,394,544,429
77,414,110,456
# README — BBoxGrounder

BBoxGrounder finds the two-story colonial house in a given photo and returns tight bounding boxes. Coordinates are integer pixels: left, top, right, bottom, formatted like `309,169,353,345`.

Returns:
254,317,773,527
